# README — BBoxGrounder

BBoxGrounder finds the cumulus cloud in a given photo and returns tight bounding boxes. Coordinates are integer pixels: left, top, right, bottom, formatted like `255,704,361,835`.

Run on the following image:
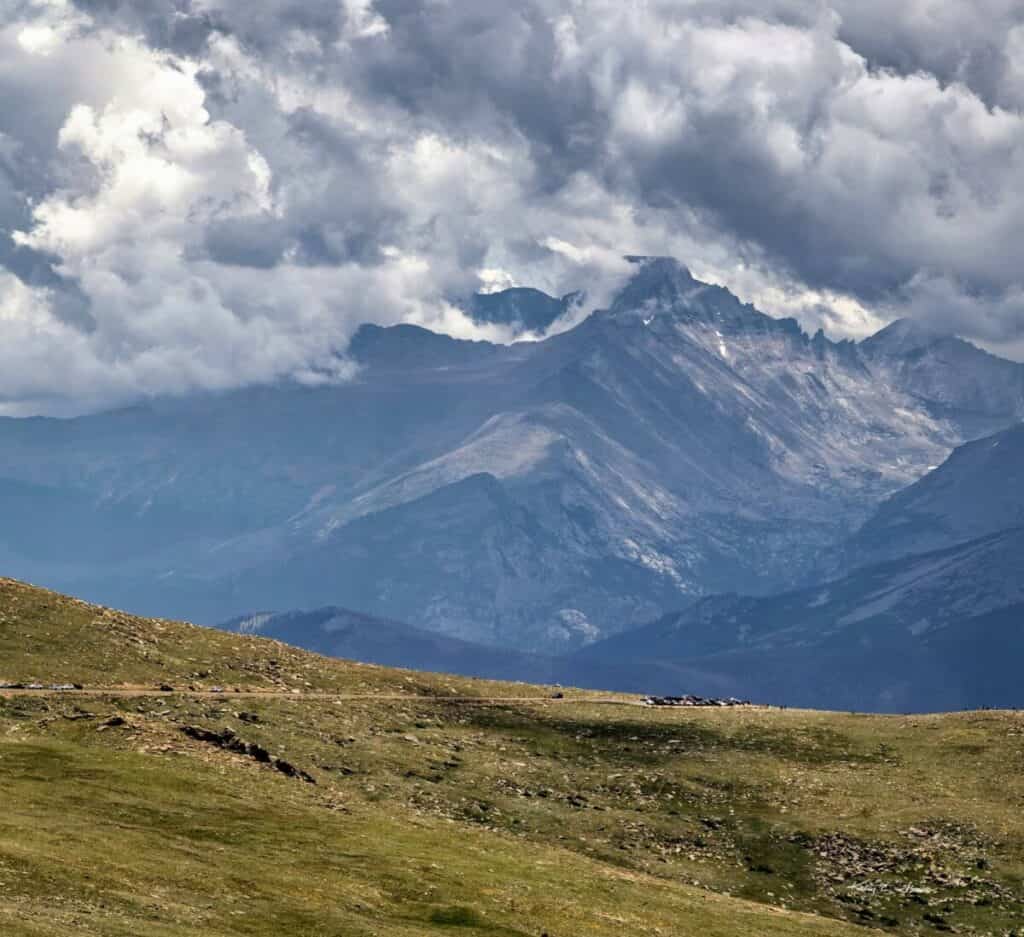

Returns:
2,0,1024,413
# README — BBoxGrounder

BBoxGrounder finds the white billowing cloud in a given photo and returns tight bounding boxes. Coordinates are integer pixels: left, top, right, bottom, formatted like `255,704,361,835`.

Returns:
3,0,1024,414
340,0,389,40
13,0,88,55
4,26,450,407
0,271,122,416
21,52,270,259
12,35,329,402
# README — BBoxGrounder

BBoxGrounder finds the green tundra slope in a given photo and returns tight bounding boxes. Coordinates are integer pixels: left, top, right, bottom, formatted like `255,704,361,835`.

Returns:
1,577,1023,936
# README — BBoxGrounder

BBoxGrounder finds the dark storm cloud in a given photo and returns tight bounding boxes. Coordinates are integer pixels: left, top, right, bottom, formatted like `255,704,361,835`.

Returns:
205,0,1024,317
3,0,1024,414
199,214,288,269
194,107,398,270
353,2,606,188
67,0,228,56
832,0,1024,111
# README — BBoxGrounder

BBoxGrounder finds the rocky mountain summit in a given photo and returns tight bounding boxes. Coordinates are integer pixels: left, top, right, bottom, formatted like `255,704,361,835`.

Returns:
464,287,583,335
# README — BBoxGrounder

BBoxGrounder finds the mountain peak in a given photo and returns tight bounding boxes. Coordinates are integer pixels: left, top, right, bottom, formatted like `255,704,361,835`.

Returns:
466,287,581,334
611,256,698,312
861,317,953,356
349,322,500,371
609,256,784,334
622,255,695,275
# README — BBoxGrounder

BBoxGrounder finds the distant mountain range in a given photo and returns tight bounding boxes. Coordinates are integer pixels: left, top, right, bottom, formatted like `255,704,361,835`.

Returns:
565,417,1024,711
567,526,1024,712
183,316,1024,714
221,524,1024,712
220,606,555,684
215,416,1024,711
2,255,1023,708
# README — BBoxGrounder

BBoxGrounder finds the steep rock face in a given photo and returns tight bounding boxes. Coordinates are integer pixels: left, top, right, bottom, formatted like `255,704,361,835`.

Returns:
841,423,1024,570
568,529,1024,712
0,257,1022,653
862,319,1024,438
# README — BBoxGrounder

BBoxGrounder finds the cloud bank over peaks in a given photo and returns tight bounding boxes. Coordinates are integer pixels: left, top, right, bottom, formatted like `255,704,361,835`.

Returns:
1,0,1024,413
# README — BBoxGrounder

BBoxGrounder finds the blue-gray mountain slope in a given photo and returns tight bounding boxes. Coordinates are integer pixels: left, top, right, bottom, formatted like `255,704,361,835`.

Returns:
842,422,1024,570
567,528,1024,712
219,606,555,683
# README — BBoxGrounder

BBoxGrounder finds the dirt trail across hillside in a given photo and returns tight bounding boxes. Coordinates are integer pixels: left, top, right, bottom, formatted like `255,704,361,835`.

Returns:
0,686,643,705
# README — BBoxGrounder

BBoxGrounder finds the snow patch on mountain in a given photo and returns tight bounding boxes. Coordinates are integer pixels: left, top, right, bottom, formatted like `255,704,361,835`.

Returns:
318,411,562,535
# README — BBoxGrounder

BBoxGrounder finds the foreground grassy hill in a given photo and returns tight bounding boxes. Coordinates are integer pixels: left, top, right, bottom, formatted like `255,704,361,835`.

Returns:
1,578,1023,936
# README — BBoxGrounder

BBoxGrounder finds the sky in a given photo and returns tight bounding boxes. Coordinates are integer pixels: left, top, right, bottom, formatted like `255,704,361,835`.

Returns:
2,0,1024,414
